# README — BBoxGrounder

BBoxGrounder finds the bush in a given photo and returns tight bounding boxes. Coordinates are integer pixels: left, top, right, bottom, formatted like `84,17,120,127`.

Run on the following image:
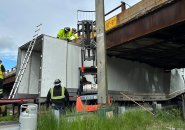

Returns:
154,108,185,129
155,108,182,122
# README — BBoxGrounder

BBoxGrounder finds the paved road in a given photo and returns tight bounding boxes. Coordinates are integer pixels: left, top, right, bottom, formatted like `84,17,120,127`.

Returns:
0,121,19,130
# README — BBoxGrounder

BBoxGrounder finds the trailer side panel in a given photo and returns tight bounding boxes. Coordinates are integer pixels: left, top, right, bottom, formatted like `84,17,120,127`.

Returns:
40,36,67,97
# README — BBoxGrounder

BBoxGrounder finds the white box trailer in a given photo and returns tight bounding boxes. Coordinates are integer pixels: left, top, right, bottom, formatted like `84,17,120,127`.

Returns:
16,35,82,99
16,35,185,102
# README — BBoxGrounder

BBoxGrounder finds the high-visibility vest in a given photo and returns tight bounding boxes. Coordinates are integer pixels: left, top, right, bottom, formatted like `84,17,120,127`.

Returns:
68,29,78,40
57,29,70,40
0,64,3,79
50,87,65,100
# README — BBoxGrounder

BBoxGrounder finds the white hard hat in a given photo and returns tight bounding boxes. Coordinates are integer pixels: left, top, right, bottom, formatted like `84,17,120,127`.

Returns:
54,79,61,86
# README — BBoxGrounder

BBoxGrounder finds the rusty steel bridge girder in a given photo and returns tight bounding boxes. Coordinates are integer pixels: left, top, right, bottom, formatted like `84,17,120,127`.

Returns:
106,0,185,49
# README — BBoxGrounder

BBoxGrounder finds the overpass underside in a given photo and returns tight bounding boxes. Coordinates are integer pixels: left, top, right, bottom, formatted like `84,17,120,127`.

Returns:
107,0,185,70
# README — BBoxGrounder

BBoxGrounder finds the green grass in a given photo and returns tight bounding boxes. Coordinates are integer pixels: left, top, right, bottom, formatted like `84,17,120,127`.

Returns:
120,109,153,130
37,108,185,130
0,108,18,122
0,115,18,122
1,107,185,130
153,108,185,129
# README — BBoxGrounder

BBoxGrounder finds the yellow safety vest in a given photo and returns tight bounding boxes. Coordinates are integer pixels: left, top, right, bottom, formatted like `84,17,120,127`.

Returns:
0,64,3,94
68,29,79,40
57,29,71,40
0,64,3,79
50,87,65,100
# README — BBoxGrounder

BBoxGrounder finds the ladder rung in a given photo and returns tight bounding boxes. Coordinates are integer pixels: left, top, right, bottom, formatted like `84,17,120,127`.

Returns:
9,25,41,99
33,34,38,38
15,80,21,82
36,24,42,27
35,29,40,32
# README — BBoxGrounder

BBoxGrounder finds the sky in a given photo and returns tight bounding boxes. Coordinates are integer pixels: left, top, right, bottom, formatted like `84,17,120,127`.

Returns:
0,0,140,70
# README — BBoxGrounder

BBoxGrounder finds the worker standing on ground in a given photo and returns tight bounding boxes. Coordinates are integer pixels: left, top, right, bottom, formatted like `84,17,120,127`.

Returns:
57,27,70,41
0,60,5,99
46,79,69,119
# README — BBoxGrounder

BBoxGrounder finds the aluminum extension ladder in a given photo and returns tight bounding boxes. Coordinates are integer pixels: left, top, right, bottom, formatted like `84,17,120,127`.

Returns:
8,24,42,99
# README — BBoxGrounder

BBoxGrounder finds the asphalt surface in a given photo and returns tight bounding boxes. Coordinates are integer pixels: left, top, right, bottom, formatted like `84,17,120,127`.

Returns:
0,121,20,130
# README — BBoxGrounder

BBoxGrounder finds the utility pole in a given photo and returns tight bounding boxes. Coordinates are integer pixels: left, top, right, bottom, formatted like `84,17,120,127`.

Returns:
96,0,108,104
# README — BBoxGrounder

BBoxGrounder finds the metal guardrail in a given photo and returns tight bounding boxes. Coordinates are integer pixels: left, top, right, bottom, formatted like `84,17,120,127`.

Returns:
4,67,16,77
114,0,172,28
76,2,127,35
5,67,16,74
77,10,96,22
105,1,126,17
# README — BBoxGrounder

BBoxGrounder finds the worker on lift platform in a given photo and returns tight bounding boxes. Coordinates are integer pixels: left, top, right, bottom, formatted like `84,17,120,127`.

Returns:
68,28,79,40
0,59,5,99
57,27,70,41
46,79,69,118
57,27,78,41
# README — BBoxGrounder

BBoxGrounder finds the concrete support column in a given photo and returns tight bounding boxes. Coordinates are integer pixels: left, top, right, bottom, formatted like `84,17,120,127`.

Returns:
95,0,108,104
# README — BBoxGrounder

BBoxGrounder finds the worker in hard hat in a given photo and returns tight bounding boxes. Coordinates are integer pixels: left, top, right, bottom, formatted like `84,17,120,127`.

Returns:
68,28,79,40
57,27,71,41
0,60,5,99
57,27,78,41
46,79,69,119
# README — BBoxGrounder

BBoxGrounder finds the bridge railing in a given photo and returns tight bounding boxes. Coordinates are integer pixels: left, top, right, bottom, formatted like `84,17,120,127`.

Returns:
110,0,172,30
5,67,16,76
